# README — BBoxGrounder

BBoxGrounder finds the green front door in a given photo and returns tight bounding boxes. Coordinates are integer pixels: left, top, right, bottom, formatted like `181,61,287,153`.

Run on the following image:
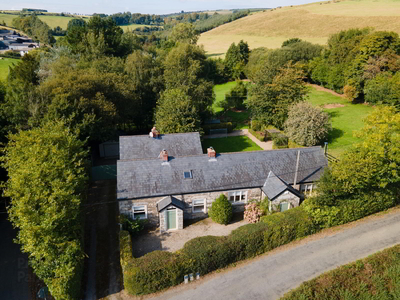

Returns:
167,209,176,230
280,202,289,212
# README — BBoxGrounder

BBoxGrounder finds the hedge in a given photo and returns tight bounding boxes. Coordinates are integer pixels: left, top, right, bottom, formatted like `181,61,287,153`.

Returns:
120,197,398,296
202,122,234,135
261,207,317,251
272,134,289,149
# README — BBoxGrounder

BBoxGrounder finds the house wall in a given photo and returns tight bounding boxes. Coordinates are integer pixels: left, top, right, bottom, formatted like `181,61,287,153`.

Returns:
262,190,300,212
159,205,184,232
119,187,263,227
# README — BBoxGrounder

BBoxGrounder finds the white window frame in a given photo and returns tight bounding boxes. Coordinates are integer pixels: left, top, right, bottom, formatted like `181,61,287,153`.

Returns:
132,204,148,220
192,199,206,213
228,190,248,204
301,184,314,196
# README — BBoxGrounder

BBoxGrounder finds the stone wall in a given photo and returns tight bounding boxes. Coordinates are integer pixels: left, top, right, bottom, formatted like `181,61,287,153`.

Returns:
261,190,301,212
159,205,184,232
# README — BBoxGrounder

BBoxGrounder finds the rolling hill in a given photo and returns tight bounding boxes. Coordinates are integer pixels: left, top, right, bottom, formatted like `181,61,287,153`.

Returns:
198,0,400,57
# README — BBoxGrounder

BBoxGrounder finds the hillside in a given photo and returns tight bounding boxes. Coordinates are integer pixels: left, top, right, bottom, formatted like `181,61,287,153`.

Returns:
198,0,400,57
0,13,86,29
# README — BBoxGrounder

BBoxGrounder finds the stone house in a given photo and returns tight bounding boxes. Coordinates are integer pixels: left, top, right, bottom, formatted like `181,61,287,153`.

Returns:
117,130,327,232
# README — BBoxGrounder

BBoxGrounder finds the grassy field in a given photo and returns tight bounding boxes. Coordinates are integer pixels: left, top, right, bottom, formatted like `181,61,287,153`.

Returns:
0,57,19,81
280,244,400,300
307,86,373,157
120,24,161,33
0,13,84,29
198,0,400,57
202,135,262,153
213,81,250,129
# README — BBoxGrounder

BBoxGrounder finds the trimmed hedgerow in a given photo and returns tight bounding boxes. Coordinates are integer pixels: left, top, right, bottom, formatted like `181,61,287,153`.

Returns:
249,129,265,142
180,236,236,275
261,207,317,251
202,122,234,135
229,223,269,260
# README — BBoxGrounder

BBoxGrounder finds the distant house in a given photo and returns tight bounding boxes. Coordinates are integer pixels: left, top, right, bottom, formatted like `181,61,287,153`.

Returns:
117,129,327,232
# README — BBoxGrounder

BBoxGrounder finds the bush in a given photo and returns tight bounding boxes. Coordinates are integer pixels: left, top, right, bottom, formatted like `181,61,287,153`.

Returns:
251,119,262,131
125,251,184,295
272,134,289,149
202,122,234,135
180,236,236,275
209,194,233,225
248,129,265,142
244,202,263,223
229,223,269,260
120,214,147,235
284,102,331,147
261,207,317,251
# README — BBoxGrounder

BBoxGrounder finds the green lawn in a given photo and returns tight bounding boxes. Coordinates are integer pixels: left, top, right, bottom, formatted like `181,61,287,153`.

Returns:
280,244,400,300
307,86,374,157
212,81,237,113
202,135,262,153
0,58,19,81
213,81,250,129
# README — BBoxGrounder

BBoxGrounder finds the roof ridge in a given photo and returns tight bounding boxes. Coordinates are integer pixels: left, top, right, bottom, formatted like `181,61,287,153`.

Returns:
120,132,200,138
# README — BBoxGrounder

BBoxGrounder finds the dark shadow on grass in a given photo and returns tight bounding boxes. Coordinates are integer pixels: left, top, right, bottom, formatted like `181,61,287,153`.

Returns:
206,53,225,58
327,128,344,145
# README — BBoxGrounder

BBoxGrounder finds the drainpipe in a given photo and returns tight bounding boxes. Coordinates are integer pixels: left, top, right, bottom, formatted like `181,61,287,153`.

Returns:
293,150,300,188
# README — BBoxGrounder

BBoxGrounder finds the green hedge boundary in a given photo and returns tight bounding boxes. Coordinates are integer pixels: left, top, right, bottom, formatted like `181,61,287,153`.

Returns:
120,195,399,296
202,122,234,135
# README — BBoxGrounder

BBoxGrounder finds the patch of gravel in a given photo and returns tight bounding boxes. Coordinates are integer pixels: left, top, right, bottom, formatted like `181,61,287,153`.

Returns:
323,103,345,109
132,217,247,257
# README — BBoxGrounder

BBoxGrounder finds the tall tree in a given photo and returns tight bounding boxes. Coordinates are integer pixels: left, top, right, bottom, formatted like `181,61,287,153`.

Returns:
2,120,87,300
169,23,199,45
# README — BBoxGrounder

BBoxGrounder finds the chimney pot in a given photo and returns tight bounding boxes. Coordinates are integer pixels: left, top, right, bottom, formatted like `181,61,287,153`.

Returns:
151,126,159,138
160,149,168,162
207,147,216,158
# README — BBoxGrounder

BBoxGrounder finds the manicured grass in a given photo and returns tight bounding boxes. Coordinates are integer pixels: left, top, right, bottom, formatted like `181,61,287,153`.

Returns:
280,244,400,300
198,0,400,57
213,81,250,129
212,81,237,113
0,58,19,81
307,86,373,157
202,135,262,153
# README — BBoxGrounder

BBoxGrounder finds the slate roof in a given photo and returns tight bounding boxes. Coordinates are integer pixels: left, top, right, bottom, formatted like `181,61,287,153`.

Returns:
117,146,327,200
119,132,203,160
156,196,185,212
262,171,303,201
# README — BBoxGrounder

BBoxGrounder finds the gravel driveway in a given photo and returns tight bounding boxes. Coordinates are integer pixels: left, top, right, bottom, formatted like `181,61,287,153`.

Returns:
132,214,247,257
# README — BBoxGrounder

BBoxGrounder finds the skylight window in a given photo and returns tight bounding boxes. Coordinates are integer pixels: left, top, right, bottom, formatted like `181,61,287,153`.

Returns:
183,171,193,179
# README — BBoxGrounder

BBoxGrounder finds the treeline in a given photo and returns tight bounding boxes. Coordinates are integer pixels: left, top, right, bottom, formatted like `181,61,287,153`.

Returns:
12,14,55,44
194,10,250,33
99,12,164,25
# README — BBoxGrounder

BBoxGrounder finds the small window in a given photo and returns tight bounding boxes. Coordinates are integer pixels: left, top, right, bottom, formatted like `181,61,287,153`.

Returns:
280,202,289,212
228,191,247,203
192,199,205,213
183,171,193,179
132,205,147,219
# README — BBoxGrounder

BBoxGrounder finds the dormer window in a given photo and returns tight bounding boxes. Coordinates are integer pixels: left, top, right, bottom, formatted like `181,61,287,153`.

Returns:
183,171,193,179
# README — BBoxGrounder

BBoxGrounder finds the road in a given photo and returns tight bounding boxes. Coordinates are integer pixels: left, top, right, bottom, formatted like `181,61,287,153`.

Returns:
150,209,400,300
0,212,31,300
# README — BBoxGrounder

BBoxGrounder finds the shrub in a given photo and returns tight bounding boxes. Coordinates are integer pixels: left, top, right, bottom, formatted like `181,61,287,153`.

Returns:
261,207,317,251
229,223,269,260
202,122,234,135
244,202,263,223
284,101,332,147
251,119,262,131
180,236,236,275
343,84,359,101
272,134,289,149
209,194,233,225
120,214,147,235
125,251,184,295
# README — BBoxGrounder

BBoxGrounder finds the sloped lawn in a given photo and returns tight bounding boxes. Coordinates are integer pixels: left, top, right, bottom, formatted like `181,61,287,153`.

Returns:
307,86,373,157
